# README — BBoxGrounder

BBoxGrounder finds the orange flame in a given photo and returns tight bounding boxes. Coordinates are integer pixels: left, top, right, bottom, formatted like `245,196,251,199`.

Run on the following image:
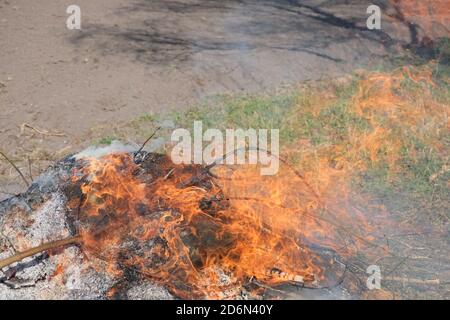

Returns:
390,0,450,42
70,152,375,298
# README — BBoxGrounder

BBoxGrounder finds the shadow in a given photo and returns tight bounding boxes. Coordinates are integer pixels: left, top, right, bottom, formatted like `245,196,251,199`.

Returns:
70,0,399,66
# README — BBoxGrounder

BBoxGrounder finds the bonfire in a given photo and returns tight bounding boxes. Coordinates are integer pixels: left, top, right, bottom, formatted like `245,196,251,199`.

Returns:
1,148,370,299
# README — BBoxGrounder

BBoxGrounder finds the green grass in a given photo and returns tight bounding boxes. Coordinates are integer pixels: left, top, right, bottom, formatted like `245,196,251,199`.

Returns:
87,111,160,147
172,93,298,132
96,136,116,146
138,113,156,123
172,79,368,147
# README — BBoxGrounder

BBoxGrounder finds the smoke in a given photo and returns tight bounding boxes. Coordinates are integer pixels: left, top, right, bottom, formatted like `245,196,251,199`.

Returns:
73,141,137,160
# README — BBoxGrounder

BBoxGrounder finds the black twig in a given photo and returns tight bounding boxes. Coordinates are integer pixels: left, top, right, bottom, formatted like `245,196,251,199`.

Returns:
136,127,161,154
0,151,30,187
205,146,319,199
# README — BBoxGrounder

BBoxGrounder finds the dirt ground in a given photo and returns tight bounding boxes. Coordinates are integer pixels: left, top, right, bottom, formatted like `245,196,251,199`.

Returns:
0,0,405,158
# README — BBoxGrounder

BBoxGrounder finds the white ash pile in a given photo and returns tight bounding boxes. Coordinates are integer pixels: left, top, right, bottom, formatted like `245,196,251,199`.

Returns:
0,154,173,300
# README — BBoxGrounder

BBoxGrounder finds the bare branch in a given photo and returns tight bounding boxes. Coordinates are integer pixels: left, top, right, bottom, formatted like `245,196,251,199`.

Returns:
0,235,82,270
0,150,30,188
137,126,161,154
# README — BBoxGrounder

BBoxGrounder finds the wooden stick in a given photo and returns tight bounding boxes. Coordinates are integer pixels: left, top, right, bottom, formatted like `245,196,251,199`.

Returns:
21,123,65,137
0,151,30,187
0,235,82,270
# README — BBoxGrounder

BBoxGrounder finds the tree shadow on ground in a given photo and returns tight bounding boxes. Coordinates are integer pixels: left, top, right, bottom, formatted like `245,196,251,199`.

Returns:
71,0,400,65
